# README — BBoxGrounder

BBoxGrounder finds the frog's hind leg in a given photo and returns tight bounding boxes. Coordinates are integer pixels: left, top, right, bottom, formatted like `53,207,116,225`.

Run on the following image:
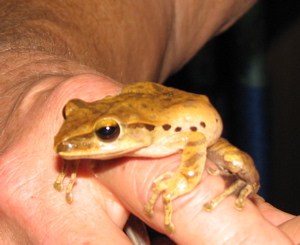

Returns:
205,138,260,211
144,133,207,233
203,180,256,211
203,179,246,211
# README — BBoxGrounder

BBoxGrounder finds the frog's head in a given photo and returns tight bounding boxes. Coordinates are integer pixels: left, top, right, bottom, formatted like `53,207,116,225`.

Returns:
54,99,153,160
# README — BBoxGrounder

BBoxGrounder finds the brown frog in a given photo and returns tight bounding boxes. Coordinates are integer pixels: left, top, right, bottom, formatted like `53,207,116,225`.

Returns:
54,82,260,232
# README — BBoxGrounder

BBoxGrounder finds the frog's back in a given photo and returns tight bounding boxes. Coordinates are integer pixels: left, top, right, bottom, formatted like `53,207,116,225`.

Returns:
117,82,223,145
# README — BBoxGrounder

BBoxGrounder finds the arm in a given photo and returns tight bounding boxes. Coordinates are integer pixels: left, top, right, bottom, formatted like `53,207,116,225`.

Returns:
0,0,257,133
0,0,257,83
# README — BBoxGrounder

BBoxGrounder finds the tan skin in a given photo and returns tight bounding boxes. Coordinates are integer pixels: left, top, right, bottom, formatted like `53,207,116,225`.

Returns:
0,0,299,244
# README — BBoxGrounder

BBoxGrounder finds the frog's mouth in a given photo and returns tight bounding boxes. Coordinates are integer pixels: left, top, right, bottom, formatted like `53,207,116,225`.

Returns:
55,141,144,160
57,149,135,160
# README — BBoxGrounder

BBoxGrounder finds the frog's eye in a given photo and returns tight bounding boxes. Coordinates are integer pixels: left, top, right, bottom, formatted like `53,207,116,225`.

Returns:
95,119,120,141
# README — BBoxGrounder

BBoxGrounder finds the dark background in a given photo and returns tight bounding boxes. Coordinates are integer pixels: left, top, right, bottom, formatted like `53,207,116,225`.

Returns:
165,1,300,214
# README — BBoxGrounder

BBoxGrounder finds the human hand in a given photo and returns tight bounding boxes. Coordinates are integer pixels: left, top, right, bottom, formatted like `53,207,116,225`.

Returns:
0,74,133,244
1,75,298,244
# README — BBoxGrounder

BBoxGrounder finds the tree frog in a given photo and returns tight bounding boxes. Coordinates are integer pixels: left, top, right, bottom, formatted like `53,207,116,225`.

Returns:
54,82,260,233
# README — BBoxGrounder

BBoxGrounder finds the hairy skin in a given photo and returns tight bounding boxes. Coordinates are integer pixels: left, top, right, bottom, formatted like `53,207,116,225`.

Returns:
0,0,299,244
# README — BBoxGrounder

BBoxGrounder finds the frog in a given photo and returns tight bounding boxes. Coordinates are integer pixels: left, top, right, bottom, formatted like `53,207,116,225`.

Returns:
53,81,260,233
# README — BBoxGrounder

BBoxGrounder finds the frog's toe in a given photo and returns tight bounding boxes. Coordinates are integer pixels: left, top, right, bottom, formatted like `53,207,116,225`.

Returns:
235,199,245,210
66,192,73,204
203,201,217,212
54,182,63,191
144,203,154,216
234,183,254,210
165,222,175,233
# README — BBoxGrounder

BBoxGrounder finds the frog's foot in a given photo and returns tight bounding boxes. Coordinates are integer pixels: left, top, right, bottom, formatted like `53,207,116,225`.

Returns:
144,199,155,217
144,193,175,232
203,179,247,211
65,161,78,203
54,160,79,203
144,171,176,216
234,183,255,210
145,171,197,233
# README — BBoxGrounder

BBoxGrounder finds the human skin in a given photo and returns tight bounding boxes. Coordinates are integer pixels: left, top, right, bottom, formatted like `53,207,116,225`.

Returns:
0,0,299,244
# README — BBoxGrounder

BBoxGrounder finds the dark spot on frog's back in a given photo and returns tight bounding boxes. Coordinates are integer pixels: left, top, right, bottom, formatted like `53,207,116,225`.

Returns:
200,122,206,128
190,126,197,132
175,127,181,132
162,124,171,131
145,125,155,131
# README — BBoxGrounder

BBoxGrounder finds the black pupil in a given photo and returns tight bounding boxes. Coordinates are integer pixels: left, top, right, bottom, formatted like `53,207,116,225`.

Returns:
96,126,118,139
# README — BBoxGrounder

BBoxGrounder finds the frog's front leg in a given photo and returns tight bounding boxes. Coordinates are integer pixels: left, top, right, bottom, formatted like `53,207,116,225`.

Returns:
54,159,79,203
204,138,260,211
144,133,207,233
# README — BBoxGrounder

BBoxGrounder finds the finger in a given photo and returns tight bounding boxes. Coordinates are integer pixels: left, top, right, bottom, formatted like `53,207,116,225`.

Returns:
279,215,300,244
254,196,300,244
97,156,294,244
253,195,295,226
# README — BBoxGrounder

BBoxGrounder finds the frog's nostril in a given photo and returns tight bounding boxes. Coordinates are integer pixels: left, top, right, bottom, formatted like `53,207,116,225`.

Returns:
56,142,74,153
